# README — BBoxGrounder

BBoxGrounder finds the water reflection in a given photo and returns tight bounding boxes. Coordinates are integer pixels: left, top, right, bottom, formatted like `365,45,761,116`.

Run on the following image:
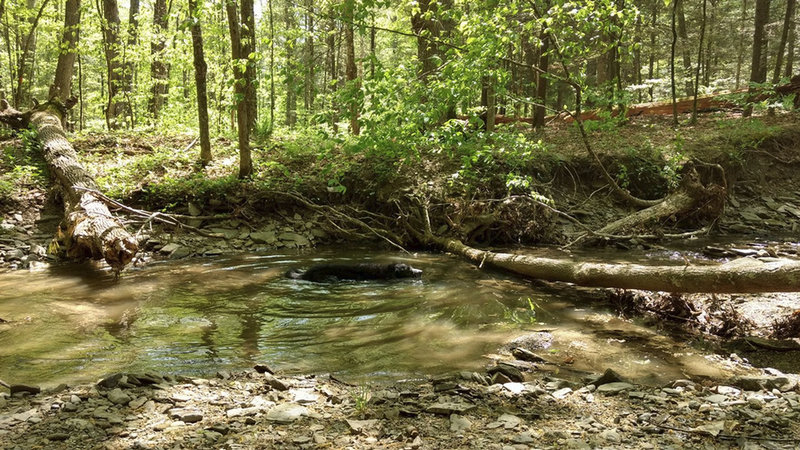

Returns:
0,247,771,387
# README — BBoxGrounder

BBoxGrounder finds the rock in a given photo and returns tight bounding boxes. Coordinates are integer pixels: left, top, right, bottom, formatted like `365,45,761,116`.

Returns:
291,389,319,404
278,232,310,247
714,386,741,396
107,389,132,405
488,363,524,383
46,433,70,442
226,406,264,418
9,384,40,395
265,403,308,423
733,376,797,392
450,414,472,432
511,431,535,444
511,347,546,362
346,419,379,434
426,402,476,415
704,394,728,404
253,364,275,374
158,243,181,255
188,202,202,216
595,382,635,395
503,382,525,395
747,396,766,410
170,408,204,423
552,387,573,399
250,231,277,245
264,373,290,391
599,429,621,443
587,368,624,387
208,424,230,435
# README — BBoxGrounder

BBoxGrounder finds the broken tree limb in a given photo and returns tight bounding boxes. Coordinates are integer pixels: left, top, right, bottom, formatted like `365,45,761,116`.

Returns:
0,98,138,272
428,235,800,293
596,162,725,236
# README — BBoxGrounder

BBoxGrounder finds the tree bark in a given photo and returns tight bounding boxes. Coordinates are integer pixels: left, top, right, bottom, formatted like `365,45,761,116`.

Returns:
225,0,252,178
744,0,770,117
49,0,80,102
241,0,256,132
343,0,359,135
677,0,693,97
774,0,796,84
691,0,707,123
189,0,211,166
284,0,297,127
533,32,549,129
431,235,800,294
670,0,678,125
101,0,127,129
0,99,138,272
149,0,169,120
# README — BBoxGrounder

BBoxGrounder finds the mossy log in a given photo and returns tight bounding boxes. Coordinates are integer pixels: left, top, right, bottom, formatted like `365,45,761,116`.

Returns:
0,98,138,272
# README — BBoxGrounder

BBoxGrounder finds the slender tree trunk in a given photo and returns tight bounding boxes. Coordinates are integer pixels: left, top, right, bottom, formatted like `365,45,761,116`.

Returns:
343,0,359,135
670,0,678,125
241,0,256,132
735,0,748,90
101,0,125,129
122,0,139,128
304,0,315,112
648,0,657,101
533,33,549,128
78,53,84,130
15,0,49,107
676,0,693,97
704,0,715,86
786,4,796,77
149,0,169,120
774,0,796,83
49,0,81,103
744,0,771,117
189,0,211,166
325,17,337,133
691,0,707,123
226,0,252,178
284,0,297,127
268,0,275,131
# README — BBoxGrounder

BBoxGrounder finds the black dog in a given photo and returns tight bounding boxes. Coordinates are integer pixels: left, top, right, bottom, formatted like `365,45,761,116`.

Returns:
286,262,422,282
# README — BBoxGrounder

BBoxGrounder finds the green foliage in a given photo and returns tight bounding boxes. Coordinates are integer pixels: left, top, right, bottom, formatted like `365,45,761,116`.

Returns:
711,118,782,163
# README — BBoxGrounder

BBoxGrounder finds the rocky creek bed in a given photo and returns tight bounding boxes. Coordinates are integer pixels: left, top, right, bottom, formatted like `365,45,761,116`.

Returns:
1,356,799,450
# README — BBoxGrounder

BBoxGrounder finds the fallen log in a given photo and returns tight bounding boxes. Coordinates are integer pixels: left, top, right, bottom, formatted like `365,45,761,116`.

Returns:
430,235,800,294
0,98,138,273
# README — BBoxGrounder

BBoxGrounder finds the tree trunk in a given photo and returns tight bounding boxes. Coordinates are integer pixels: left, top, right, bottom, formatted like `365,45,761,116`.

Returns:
648,0,657,101
343,0,359,136
774,0,796,84
304,0,315,112
431,235,800,294
786,3,796,78
533,33,549,129
0,99,138,272
225,0,252,178
49,0,80,102
189,0,211,166
241,0,256,132
14,0,48,108
101,0,126,129
149,0,169,120
677,0,693,97
268,0,275,131
691,0,707,123
735,0,748,90
284,0,297,127
325,16,337,133
744,0,771,117
670,0,679,125
122,0,139,128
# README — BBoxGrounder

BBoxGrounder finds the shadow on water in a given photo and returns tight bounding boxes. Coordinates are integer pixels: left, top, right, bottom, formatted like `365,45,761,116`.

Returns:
0,246,781,387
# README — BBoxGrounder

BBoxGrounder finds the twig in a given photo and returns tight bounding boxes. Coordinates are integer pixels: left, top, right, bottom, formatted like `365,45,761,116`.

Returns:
182,136,199,153
73,187,226,239
0,378,9,388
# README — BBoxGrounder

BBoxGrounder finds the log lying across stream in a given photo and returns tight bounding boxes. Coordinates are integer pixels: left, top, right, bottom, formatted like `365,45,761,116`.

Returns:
0,98,138,272
433,236,800,294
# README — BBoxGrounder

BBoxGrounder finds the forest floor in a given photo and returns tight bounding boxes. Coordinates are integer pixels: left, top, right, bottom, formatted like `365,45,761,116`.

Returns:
2,111,800,448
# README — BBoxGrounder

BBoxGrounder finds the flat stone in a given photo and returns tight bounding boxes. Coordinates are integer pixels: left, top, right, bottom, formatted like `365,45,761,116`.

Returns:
264,373,290,391
512,432,535,444
265,403,307,423
503,382,525,395
552,387,573,399
250,231,277,245
277,232,310,247
426,402,476,415
9,384,40,395
599,429,621,443
595,382,635,395
226,406,264,418
107,389,132,405
587,368,624,387
159,243,181,254
704,394,728,404
346,419,379,433
170,409,204,423
450,414,472,432
291,389,319,404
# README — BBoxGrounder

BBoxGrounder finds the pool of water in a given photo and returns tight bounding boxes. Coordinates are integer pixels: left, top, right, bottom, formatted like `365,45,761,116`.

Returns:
0,246,766,387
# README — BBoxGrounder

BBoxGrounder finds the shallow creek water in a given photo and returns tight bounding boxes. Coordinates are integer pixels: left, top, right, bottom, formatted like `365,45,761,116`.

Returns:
0,246,772,387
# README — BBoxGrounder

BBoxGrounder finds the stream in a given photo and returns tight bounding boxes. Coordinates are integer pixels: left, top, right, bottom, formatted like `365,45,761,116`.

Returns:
0,246,792,388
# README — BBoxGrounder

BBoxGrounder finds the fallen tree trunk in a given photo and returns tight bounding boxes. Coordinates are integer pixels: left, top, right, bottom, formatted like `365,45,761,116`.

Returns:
430,235,800,293
0,98,138,273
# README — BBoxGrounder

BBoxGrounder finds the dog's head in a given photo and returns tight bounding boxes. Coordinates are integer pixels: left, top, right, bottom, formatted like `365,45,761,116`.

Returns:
392,263,423,278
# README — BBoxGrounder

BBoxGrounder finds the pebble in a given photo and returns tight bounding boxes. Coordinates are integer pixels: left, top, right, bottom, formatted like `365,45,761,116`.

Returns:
107,389,132,405
450,414,472,432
